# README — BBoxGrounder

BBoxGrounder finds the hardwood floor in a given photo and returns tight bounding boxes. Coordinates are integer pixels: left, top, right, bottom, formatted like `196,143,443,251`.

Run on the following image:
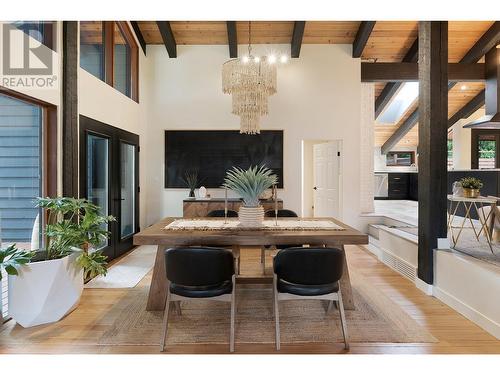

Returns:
0,245,499,354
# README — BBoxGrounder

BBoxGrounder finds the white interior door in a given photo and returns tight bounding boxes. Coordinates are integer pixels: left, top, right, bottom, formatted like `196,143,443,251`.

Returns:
313,142,341,218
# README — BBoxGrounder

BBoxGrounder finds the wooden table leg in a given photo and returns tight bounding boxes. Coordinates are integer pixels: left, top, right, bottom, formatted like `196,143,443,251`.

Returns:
327,243,355,310
231,245,241,275
146,244,169,311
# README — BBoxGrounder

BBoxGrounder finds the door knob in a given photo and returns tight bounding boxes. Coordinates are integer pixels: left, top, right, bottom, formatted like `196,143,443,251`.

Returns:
313,187,317,190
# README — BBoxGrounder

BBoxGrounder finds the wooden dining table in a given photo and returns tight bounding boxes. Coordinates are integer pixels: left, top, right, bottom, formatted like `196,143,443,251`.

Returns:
133,217,368,311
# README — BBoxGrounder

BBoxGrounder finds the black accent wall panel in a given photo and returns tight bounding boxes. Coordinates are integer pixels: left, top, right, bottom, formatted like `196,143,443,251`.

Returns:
165,130,284,188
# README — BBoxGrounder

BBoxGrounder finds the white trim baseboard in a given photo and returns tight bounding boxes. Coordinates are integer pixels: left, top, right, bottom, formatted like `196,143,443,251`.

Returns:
414,277,433,295
434,286,500,339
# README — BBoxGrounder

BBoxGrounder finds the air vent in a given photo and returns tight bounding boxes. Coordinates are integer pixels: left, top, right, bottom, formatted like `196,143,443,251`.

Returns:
379,249,417,282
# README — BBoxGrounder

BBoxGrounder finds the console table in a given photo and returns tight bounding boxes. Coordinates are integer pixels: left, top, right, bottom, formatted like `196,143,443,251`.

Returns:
183,198,283,218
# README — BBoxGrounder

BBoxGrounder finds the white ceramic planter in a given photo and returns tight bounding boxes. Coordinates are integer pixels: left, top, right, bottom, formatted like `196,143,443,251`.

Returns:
238,205,265,227
8,253,83,328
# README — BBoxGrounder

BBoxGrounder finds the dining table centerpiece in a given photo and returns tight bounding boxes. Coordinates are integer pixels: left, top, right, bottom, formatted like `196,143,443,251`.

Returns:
223,165,278,227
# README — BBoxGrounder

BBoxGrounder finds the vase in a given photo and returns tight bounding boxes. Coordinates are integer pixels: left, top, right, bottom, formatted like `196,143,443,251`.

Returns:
238,205,264,227
189,189,195,198
8,253,83,327
463,188,480,198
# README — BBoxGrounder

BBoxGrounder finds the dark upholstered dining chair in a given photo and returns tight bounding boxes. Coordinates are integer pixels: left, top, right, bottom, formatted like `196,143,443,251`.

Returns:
261,209,300,273
265,209,299,218
272,247,349,350
204,209,240,274
207,209,238,217
160,246,237,352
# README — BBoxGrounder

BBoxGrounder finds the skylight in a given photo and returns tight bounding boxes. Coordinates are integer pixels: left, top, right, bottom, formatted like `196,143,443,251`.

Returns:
377,82,419,124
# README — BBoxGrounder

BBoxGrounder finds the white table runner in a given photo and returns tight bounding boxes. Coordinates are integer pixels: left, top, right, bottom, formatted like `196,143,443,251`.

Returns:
165,219,345,231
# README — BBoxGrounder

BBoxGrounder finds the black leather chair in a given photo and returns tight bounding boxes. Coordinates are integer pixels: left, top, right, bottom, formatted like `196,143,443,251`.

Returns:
265,209,299,218
261,209,300,273
205,209,240,274
272,247,349,350
207,209,238,217
160,246,237,352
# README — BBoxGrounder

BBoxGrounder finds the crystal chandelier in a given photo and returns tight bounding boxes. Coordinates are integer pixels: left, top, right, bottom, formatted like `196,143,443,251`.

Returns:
222,22,278,134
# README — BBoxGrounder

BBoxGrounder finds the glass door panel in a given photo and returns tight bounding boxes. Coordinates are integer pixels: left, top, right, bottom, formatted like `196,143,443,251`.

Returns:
80,115,139,262
86,134,110,251
120,142,135,239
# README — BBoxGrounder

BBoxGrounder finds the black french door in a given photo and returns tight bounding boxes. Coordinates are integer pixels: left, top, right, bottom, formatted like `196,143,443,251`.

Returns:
79,115,140,261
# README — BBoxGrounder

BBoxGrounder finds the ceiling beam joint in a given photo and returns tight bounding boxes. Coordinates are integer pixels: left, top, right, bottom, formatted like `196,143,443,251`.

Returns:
226,21,237,58
156,21,177,58
130,21,147,56
352,21,376,58
291,21,306,58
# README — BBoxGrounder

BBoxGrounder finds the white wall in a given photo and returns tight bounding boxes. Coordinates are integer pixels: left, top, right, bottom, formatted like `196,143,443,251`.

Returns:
451,108,484,170
143,44,362,229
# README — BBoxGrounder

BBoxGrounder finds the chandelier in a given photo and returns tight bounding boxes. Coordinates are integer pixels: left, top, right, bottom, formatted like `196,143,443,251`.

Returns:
222,22,280,134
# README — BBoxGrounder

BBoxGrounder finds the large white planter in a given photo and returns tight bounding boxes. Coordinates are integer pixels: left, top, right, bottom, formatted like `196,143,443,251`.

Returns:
8,253,83,327
238,205,265,227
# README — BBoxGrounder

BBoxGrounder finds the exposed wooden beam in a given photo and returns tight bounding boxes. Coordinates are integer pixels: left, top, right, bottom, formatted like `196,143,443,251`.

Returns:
156,21,177,58
131,21,147,55
62,21,79,198
448,90,485,128
448,22,499,91
375,39,418,118
226,21,237,58
460,22,500,64
418,21,448,285
352,21,376,58
291,21,306,58
362,62,485,82
380,22,499,155
380,109,419,154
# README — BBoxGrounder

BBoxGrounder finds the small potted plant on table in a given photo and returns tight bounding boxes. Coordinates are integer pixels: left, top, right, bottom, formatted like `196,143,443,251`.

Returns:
8,197,114,328
460,177,483,198
182,169,201,198
223,165,278,227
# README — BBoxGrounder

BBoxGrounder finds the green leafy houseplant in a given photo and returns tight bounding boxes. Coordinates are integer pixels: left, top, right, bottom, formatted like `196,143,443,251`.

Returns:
0,245,34,281
460,177,483,190
223,165,278,207
36,197,115,279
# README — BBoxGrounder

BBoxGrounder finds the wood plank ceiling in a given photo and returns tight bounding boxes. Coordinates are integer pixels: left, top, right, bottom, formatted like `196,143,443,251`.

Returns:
134,21,495,148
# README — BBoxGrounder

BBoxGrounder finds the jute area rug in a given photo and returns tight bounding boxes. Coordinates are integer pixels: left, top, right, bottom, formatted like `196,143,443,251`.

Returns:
99,273,436,346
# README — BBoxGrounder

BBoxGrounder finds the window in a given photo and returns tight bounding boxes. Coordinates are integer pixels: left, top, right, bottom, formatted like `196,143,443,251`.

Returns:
79,21,139,101
478,138,496,169
80,21,104,80
114,23,131,97
386,151,415,166
447,131,453,168
11,21,56,51
471,129,500,169
0,91,56,320
376,82,419,124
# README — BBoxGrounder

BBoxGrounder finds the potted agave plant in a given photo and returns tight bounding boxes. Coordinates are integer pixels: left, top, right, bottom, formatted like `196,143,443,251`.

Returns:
8,197,114,328
224,165,278,227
